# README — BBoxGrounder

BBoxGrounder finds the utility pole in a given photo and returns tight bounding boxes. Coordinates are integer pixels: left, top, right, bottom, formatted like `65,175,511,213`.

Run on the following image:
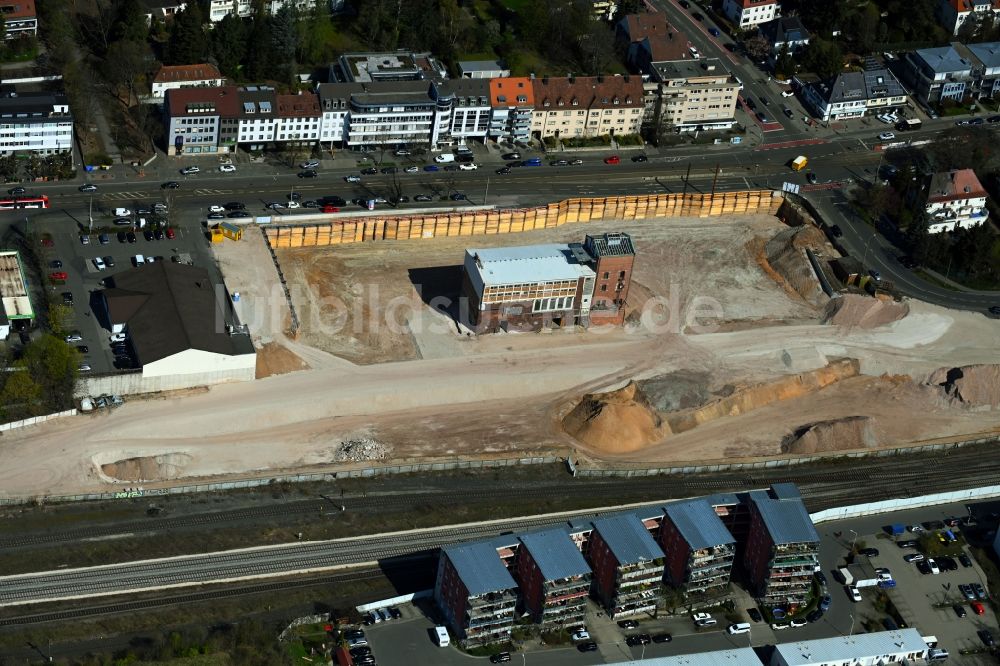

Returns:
484,176,490,205
682,162,691,195
710,163,721,199
88,195,93,233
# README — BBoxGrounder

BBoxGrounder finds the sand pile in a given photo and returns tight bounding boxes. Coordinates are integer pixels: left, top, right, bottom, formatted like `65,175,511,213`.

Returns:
928,364,1000,408
100,453,192,482
638,370,714,413
782,415,879,454
823,294,909,329
562,382,669,453
746,226,828,307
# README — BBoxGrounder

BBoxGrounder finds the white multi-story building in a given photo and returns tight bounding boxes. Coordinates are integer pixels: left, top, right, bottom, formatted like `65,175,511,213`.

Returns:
316,84,353,148
801,68,907,121
151,63,225,101
344,81,438,148
207,0,312,22
722,0,779,28
165,86,238,155
275,93,322,145
234,87,278,152
0,91,73,159
648,59,741,131
432,79,491,145
924,169,990,232
489,77,534,143
0,0,38,39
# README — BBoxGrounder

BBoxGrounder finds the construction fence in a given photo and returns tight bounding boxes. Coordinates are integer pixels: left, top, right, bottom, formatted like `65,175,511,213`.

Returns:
264,190,784,249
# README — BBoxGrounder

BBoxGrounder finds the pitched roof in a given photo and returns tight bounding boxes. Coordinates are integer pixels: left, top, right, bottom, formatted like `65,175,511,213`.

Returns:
664,499,735,550
622,12,670,41
927,168,988,203
735,0,777,7
490,77,534,108
966,40,1000,68
913,45,972,74
153,63,223,85
458,60,507,73
948,0,1000,12
442,541,517,597
276,93,321,118
165,85,240,117
1,0,35,18
102,262,254,365
748,488,819,545
532,75,643,109
519,529,591,582
645,35,693,62
592,514,664,565
758,16,811,45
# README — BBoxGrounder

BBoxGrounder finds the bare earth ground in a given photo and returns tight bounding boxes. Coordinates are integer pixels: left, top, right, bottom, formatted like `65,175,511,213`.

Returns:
1,214,998,498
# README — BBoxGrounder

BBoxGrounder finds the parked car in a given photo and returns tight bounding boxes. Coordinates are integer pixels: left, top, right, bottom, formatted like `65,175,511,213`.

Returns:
972,601,986,615
789,618,807,628
978,629,995,647
79,184,98,192
570,630,590,642
879,132,896,141
896,539,918,548
423,165,440,172
626,634,651,645
62,292,74,305
954,604,967,618
709,26,721,36
179,166,200,175
937,556,958,571
928,558,940,575
496,166,512,175
806,609,824,623
64,331,83,342
652,633,672,643
380,167,397,174
450,192,466,200
604,155,621,165
806,172,818,184
959,553,973,568
747,608,763,623
219,164,237,173
361,167,378,175
576,641,598,652
859,547,879,557
847,586,862,602
458,163,478,170
973,582,987,600
819,595,832,611
414,194,434,202
162,181,180,189
49,271,68,281
208,212,225,220
404,166,419,173
617,620,639,629
903,554,924,563
300,160,320,169
223,202,246,210
489,652,511,663
917,560,932,575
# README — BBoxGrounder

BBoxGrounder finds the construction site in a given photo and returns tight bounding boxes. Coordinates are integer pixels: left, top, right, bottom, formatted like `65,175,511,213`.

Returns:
0,191,998,499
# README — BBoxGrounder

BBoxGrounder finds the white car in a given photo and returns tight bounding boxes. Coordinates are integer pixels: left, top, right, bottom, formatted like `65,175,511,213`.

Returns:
208,205,225,213
93,257,106,271
286,201,301,209
180,166,200,175
219,164,236,173
771,622,790,630
727,623,751,635
570,630,590,642
781,89,795,97
65,332,83,342
300,160,320,169
879,131,895,141
113,207,132,217
109,333,127,343
928,558,940,574
848,585,863,602
344,175,361,183
876,114,893,124
789,618,807,628
459,163,478,171
404,166,419,173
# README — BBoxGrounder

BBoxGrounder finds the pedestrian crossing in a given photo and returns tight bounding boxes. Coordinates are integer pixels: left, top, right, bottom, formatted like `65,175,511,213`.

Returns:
97,188,234,201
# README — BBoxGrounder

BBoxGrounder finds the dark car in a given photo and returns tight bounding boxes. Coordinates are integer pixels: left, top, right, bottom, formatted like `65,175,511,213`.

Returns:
161,181,180,189
651,633,672,643
819,594,832,611
297,170,318,178
456,154,475,163
692,11,703,20
99,234,110,245
806,172,818,184
978,629,996,647
381,167,398,174
9,186,26,195
62,292,74,305
104,256,115,268
938,556,958,571
577,641,598,652
917,560,932,575
444,164,460,171
390,195,410,204
388,606,402,619
631,154,648,163
970,117,986,125
361,167,378,175
323,196,348,207
898,255,917,269
496,166,512,175
807,609,824,623
551,159,570,166
414,194,434,202
679,0,690,6
450,192,466,200
815,571,827,586
489,652,511,663
987,114,1000,123
859,547,879,557
287,192,302,200
223,202,246,210
617,620,639,629
757,111,768,122
423,165,440,171
760,96,771,106
747,608,763,623
745,97,757,110
501,152,521,160
117,232,128,243
959,553,973,568
154,229,165,240
626,634,651,646
143,230,154,241
227,211,251,219
896,539,918,548
709,26,721,37
50,259,63,268
954,604,967,618
302,200,320,208
76,345,89,353
126,232,137,243
350,647,371,658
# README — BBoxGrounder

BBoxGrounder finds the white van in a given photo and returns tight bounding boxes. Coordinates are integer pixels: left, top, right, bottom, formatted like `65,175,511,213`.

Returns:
434,625,450,647
928,648,949,661
113,207,132,217
434,153,456,163
133,254,145,266
727,622,751,635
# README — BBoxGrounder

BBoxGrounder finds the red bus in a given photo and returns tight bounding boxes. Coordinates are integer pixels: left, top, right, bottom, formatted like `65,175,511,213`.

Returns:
0,195,50,210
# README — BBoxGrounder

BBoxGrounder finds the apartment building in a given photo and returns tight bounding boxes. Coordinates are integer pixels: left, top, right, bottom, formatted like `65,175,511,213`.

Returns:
432,79,492,145
649,59,741,131
587,515,665,619
957,40,1000,99
924,168,990,232
743,484,820,609
234,86,277,151
151,63,225,101
530,75,644,139
659,499,736,598
331,50,447,83
758,16,810,55
315,83,352,148
142,0,187,25
434,541,518,647
344,80,438,148
722,0,780,28
592,0,618,21
904,44,975,105
0,91,73,159
208,0,312,22
938,0,1000,35
801,67,907,121
165,86,237,156
458,60,510,79
516,529,592,628
488,77,534,143
275,93,322,145
0,0,37,40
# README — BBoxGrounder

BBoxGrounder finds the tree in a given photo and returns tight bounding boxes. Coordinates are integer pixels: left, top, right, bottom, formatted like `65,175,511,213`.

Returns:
801,38,843,80
742,34,772,62
0,371,42,421
167,2,208,65
245,15,274,81
269,4,299,82
102,40,152,106
297,1,337,67
850,3,880,54
47,303,75,337
12,334,79,414
775,43,794,80
112,0,150,43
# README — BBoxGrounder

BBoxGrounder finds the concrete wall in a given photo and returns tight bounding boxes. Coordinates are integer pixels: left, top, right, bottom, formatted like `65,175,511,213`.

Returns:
76,365,256,398
264,190,783,249
0,408,77,432
142,348,257,378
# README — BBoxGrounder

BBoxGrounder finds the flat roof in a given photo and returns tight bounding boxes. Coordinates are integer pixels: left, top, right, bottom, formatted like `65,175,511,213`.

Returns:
0,251,32,319
442,541,517,597
519,528,591,582
664,499,735,550
458,60,506,72
603,647,761,665
773,629,927,665
466,244,595,286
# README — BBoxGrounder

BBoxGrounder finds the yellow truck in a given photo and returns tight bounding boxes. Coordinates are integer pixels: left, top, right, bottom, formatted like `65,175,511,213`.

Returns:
791,155,808,171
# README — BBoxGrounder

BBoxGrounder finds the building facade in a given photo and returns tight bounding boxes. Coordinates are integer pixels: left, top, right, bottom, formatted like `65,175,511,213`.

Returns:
904,45,974,105
432,79,492,145
165,86,237,155
758,16,810,55
938,0,1000,35
0,0,37,40
434,542,518,647
142,0,187,25
0,91,73,159
924,168,990,232
722,0,779,28
516,529,592,628
344,81,438,148
659,500,736,598
587,515,666,619
801,68,907,121
583,233,635,325
770,629,929,666
275,93,322,145
650,59,741,131
488,77,534,143
151,63,225,101
530,75,644,139
743,484,820,609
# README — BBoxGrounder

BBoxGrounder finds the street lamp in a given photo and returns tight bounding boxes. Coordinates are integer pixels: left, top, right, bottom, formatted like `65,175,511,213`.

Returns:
861,232,878,267
88,195,94,233
849,529,858,553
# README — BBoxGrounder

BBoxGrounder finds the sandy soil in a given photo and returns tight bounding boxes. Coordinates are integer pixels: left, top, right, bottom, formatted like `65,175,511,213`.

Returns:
1,214,998,498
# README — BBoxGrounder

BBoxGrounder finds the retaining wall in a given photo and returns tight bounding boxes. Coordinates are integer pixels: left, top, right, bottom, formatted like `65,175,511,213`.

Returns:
264,190,783,249
810,484,1000,522
0,408,77,432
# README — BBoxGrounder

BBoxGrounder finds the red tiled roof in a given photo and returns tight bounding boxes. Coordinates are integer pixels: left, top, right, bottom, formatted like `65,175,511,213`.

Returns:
623,12,669,41
531,75,643,110
490,77,534,108
737,0,777,7
0,0,35,19
927,169,989,202
645,35,692,62
276,93,321,118
949,0,1000,11
153,63,223,84
165,85,240,117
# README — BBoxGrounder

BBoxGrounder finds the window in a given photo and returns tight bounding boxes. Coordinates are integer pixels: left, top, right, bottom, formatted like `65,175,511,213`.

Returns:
619,271,626,279
602,272,609,279
600,285,607,292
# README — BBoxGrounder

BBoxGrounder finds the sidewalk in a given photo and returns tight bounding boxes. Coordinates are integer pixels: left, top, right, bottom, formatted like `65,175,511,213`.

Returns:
920,267,1000,295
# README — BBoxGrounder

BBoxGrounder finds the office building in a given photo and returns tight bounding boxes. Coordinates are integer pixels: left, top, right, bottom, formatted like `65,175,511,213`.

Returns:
0,91,73,159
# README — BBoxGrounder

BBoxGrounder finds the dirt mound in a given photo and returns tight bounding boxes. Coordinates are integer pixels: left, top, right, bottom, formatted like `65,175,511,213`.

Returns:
638,370,713,413
255,342,310,379
749,226,829,307
562,382,670,453
823,294,909,329
928,364,1000,408
782,415,879,454
100,453,192,482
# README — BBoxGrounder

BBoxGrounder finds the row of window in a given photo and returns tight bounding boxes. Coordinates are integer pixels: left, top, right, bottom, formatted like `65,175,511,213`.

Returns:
532,296,575,313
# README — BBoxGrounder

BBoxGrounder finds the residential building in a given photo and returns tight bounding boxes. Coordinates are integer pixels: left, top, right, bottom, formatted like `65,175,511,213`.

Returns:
592,0,617,21
331,50,447,83
960,40,1000,98
937,0,1000,36
458,60,510,79
770,629,929,666
432,79,492,145
142,0,187,25
758,16,810,55
315,83,353,148
97,262,256,387
343,80,438,148
743,483,820,609
659,499,736,598
151,63,226,101
616,12,692,74
801,68,907,121
722,0,779,28
275,92,322,145
0,250,33,339
0,91,73,159
165,86,238,155
208,0,313,22
234,86,277,151
0,0,37,40
515,529,592,628
530,75,644,139
488,77,534,143
587,514,665,619
924,168,990,232
434,541,518,647
649,59,741,131
904,44,974,105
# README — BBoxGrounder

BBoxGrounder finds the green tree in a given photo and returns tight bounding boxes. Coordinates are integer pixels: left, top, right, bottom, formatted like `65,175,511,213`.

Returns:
211,14,248,78
0,371,43,421
47,303,75,337
9,335,78,414
167,2,208,65
245,14,274,80
269,4,299,80
801,38,843,80
775,43,794,80
112,0,150,43
850,3,880,54
297,0,336,67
